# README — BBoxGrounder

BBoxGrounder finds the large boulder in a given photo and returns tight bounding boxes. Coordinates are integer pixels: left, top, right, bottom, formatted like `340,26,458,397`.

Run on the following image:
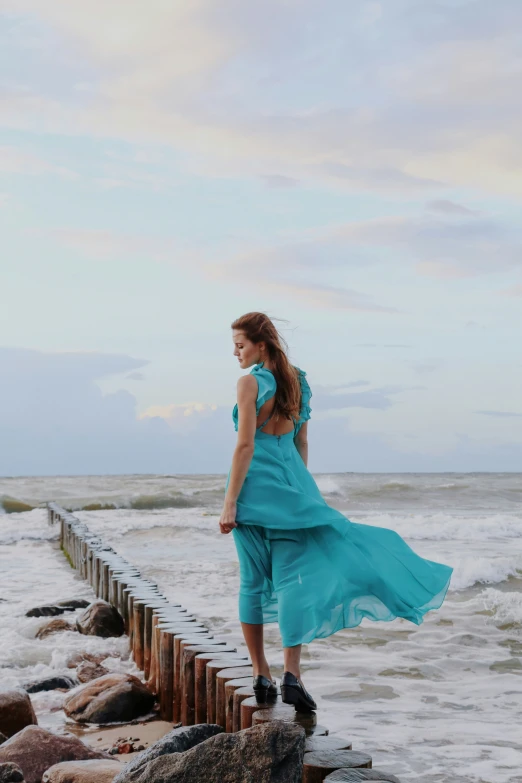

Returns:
113,724,224,783
116,721,305,783
36,620,76,640
0,726,110,783
26,600,90,618
42,760,122,783
24,677,77,694
76,603,124,638
0,690,37,739
0,763,24,783
63,674,155,724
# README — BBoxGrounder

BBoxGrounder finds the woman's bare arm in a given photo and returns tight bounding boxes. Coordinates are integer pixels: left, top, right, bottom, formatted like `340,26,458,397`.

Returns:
220,375,257,533
294,421,308,467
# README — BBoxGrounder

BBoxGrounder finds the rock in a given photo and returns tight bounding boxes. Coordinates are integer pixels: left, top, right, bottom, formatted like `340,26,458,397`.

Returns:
63,674,155,724
66,653,109,669
0,690,37,739
36,620,76,640
42,760,122,783
0,726,110,783
24,677,78,694
0,763,25,783
0,735,6,747
76,661,109,684
116,721,305,783
112,724,224,783
76,602,124,638
26,600,90,618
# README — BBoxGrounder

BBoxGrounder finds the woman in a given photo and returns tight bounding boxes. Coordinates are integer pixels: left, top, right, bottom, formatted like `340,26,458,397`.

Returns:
220,312,453,712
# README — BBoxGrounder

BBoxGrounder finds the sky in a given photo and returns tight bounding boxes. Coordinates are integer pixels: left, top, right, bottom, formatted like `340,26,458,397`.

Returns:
1,0,521,475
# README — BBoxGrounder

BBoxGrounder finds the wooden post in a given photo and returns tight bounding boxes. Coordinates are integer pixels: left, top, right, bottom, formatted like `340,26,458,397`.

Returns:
302,751,372,783
252,702,318,732
215,666,254,728
172,632,214,722
158,627,175,720
180,645,236,726
195,654,248,725
240,695,272,730
232,686,254,732
324,770,400,782
206,661,249,724
132,600,146,670
304,736,353,754
143,601,169,680
224,677,252,732
102,562,110,602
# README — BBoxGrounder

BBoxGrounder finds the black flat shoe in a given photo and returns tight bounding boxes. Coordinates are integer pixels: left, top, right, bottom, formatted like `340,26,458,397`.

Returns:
253,674,278,704
280,671,317,712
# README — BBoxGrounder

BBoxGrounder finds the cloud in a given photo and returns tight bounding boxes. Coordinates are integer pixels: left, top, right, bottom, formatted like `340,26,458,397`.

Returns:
0,145,78,179
32,227,188,263
476,410,522,418
311,383,424,412
261,175,299,189
0,346,234,475
1,347,520,474
499,284,522,297
2,1,522,195
426,200,480,217
212,209,522,282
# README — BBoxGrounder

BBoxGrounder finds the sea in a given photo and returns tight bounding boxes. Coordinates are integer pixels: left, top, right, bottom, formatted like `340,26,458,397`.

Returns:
1,472,521,783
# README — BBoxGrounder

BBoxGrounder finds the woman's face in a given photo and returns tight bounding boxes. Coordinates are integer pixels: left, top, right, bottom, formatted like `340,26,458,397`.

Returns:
232,330,264,369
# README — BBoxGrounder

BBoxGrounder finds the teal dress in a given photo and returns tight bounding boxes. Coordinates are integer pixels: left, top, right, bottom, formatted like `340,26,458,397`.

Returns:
226,362,453,648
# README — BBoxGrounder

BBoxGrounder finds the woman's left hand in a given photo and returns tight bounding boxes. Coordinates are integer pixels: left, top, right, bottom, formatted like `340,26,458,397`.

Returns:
219,501,238,534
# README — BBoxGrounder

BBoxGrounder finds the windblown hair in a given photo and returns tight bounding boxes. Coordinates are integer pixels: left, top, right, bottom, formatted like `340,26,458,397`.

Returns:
231,312,301,424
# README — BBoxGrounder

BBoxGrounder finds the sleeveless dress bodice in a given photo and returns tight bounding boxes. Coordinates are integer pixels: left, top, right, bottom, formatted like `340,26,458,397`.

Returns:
226,362,453,647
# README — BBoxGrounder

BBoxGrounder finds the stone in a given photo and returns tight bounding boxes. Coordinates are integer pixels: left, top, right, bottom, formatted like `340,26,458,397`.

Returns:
76,661,109,683
0,690,37,739
0,726,110,783
76,602,124,638
0,763,24,783
63,673,155,724
112,724,224,783
36,619,76,639
116,721,305,783
26,600,90,618
24,676,77,694
66,653,109,669
42,760,122,783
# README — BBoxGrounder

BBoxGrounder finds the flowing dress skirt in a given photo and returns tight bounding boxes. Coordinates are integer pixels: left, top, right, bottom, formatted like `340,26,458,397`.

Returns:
228,428,453,647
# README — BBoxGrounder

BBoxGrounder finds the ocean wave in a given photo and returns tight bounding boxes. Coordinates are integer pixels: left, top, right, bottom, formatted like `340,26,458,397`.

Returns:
481,588,522,626
358,512,522,541
449,556,522,590
0,491,222,515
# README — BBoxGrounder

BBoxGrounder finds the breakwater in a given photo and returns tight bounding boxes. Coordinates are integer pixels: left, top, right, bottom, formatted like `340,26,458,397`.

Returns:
48,501,401,782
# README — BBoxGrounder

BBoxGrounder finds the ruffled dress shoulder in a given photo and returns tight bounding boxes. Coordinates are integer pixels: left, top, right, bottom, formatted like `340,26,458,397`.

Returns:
231,363,311,434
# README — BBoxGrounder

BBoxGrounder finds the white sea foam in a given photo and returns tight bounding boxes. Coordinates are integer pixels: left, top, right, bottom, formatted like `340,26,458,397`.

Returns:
481,588,522,625
449,556,522,590
315,476,343,495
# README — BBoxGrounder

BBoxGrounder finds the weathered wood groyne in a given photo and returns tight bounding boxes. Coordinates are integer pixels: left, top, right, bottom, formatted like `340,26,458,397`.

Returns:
48,502,400,783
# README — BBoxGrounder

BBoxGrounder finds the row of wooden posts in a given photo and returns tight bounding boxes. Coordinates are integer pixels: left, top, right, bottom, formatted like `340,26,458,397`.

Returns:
48,502,399,783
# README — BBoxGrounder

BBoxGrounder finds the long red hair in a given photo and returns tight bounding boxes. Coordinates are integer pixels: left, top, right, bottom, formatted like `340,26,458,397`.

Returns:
231,312,301,423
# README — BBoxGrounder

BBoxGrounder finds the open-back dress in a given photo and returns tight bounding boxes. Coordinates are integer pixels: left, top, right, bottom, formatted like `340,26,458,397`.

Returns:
225,362,453,648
